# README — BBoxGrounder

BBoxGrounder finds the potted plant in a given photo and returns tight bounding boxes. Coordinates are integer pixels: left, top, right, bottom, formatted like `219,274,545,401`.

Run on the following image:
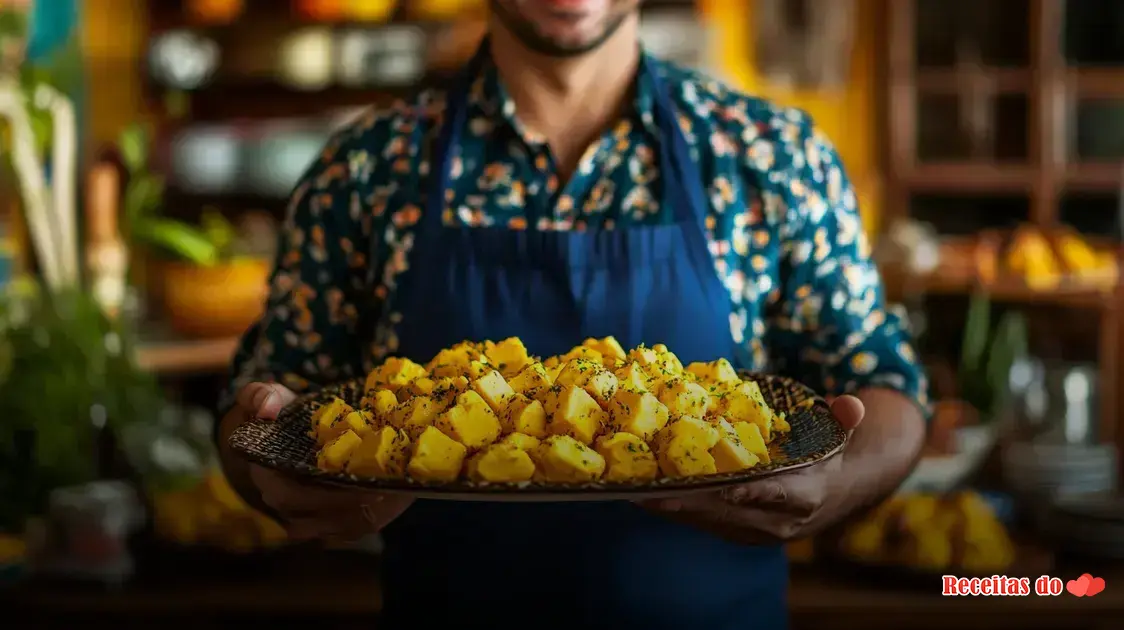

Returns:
117,124,273,338
0,289,162,530
898,293,1028,494
0,1,161,560
956,292,1029,423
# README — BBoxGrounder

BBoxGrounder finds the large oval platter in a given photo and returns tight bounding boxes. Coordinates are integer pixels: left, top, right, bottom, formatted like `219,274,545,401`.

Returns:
229,371,847,501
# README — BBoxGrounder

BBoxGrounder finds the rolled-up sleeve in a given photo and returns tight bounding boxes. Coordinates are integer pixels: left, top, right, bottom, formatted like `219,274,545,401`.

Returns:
217,144,372,415
765,119,930,415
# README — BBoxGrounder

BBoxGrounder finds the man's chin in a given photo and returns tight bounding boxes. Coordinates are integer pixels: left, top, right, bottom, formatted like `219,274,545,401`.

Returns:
491,0,628,58
522,34,606,57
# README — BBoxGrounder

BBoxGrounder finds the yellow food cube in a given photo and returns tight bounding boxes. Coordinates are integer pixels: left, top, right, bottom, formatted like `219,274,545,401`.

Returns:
365,357,427,391
317,409,374,445
311,397,354,434
347,426,410,478
713,380,774,441
656,416,720,450
555,359,619,408
472,369,516,412
613,361,652,393
500,393,548,437
656,417,720,477
655,378,710,419
627,345,659,367
596,336,627,361
710,418,759,473
732,421,771,464
685,358,740,385
388,396,442,439
483,337,531,377
530,435,606,482
466,360,492,380
428,343,487,378
466,443,537,482
774,412,791,433
648,344,684,377
431,376,470,407
550,360,615,409
362,389,399,423
400,376,439,401
407,426,467,482
507,362,553,399
317,429,364,472
542,384,607,445
501,432,542,450
544,363,564,384
607,387,669,441
559,345,603,364
434,391,502,451
595,432,658,482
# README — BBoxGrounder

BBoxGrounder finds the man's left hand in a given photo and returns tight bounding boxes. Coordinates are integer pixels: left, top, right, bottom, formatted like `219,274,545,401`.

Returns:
640,396,865,544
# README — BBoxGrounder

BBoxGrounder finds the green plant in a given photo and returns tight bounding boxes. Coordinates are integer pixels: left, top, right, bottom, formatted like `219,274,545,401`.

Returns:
118,124,241,266
957,292,1029,421
1,5,81,159
0,288,162,532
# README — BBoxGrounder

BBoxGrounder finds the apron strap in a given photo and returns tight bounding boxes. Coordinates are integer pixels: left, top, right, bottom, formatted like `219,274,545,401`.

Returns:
638,55,710,231
421,41,492,233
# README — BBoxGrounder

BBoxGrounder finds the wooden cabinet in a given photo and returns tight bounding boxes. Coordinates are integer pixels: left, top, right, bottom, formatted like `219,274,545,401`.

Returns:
882,0,1124,457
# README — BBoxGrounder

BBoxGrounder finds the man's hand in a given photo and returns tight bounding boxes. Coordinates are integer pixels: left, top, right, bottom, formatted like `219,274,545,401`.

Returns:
640,396,866,544
220,382,413,542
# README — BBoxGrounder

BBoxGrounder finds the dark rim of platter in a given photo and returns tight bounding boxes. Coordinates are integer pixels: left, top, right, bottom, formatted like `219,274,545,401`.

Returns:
229,370,847,494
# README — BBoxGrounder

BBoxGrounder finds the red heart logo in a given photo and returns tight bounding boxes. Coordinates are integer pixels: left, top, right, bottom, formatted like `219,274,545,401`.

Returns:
1086,576,1106,597
1067,574,1091,597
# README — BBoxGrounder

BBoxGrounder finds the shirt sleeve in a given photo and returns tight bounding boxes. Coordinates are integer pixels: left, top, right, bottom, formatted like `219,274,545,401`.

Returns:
764,117,930,414
217,137,374,416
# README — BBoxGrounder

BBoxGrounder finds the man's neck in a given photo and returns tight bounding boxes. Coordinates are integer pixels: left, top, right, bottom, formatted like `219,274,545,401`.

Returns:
488,17,641,176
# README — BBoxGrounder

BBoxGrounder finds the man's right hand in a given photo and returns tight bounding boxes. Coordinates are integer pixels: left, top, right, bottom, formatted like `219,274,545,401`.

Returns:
221,382,413,542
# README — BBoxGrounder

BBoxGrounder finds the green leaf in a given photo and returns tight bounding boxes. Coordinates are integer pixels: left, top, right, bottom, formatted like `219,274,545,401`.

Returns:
135,218,220,266
960,292,991,373
118,124,148,174
200,208,236,253
123,173,165,226
984,312,1028,415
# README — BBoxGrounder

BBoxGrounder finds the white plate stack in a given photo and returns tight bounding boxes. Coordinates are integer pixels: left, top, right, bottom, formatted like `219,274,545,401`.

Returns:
1041,492,1124,560
1001,441,1118,499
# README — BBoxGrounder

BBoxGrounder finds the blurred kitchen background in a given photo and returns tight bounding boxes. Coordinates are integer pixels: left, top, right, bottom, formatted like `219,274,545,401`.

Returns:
2,0,1124,627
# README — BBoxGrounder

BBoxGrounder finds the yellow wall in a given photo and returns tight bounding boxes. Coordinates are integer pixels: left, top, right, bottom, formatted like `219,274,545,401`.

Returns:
704,0,883,235
82,0,148,151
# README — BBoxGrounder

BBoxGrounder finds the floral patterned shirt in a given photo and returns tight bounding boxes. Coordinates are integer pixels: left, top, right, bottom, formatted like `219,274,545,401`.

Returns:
219,53,929,415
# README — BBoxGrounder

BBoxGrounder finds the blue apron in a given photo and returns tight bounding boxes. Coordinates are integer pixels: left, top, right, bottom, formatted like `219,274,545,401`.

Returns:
379,43,788,630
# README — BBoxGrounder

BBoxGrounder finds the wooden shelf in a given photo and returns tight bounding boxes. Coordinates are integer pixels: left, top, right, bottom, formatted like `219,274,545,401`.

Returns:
900,165,1036,192
913,68,1031,94
1066,164,1124,191
883,0,1124,462
136,336,239,375
1070,67,1124,98
910,67,1124,98
901,274,1116,308
902,164,1124,194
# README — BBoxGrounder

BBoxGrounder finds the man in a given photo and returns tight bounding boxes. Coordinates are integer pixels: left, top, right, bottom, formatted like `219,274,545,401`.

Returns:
217,1,928,628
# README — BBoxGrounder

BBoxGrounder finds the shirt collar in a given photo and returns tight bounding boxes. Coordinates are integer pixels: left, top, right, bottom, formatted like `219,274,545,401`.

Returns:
465,49,663,144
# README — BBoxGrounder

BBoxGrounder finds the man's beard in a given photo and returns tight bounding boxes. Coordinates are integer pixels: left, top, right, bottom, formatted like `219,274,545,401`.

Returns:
489,1,629,57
